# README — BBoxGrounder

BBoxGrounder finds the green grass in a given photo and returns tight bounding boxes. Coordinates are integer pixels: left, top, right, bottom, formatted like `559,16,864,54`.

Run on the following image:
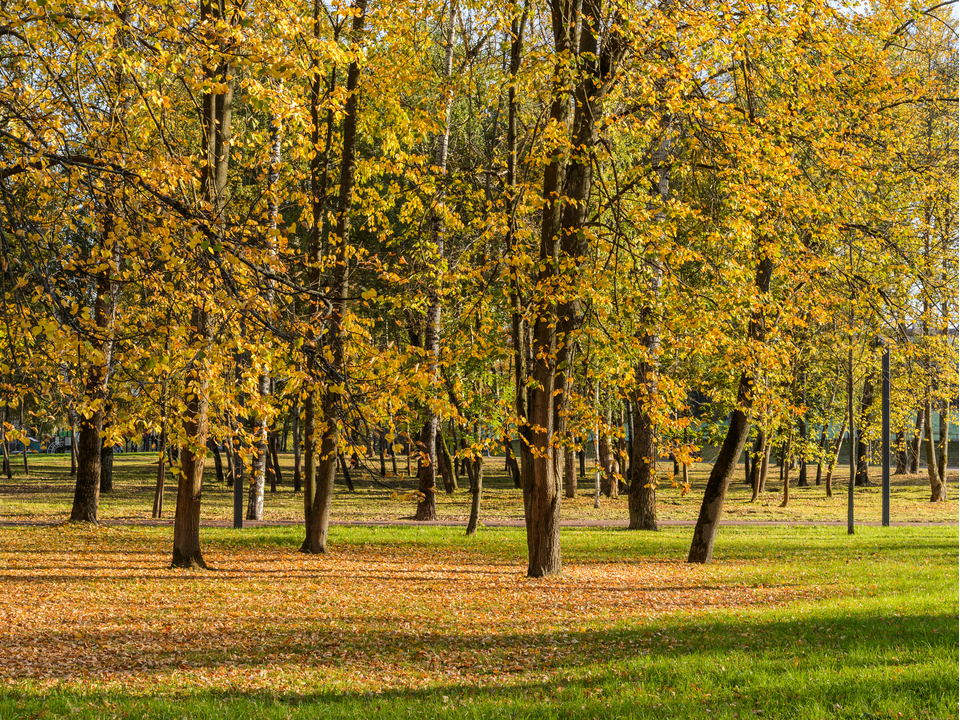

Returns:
0,523,955,719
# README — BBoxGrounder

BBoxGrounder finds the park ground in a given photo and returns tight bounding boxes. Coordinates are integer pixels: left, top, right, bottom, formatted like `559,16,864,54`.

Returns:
0,453,956,719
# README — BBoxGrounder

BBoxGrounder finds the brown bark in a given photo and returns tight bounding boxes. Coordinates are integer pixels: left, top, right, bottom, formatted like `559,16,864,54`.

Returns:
924,398,945,501
936,402,948,486
894,428,908,475
208,439,225,485
823,419,846,499
172,0,237,568
301,0,366,552
688,255,772,564
172,308,210,569
437,427,457,494
909,407,924,473
855,375,874,487
0,408,10,480
292,394,302,492
749,430,764,501
465,452,484,537
563,444,576,499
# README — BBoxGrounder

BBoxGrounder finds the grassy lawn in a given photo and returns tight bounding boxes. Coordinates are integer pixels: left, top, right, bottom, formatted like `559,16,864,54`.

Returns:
0,453,955,718
0,451,956,526
0,523,956,719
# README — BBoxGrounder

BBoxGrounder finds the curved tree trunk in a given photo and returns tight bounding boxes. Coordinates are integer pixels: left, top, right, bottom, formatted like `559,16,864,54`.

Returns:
909,407,924,473
688,255,772,564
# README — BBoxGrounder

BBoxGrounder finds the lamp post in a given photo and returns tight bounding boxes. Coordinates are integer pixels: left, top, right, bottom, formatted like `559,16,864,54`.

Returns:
882,345,890,527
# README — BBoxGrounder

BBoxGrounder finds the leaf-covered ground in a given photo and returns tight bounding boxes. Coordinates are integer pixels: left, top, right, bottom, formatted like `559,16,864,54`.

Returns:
0,524,956,719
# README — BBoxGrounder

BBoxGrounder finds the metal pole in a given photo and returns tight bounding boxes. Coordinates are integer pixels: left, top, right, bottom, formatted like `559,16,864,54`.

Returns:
233,445,243,529
847,346,855,536
882,347,890,527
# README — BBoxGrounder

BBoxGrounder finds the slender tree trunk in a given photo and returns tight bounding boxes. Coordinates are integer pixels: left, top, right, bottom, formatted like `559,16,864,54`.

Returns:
925,398,945,501
301,0,365,553
749,430,764,501
152,393,168,518
292,394,302,492
437,427,457,494
855,375,874,487
815,425,828,485
0,408,10,480
505,435,521,489
688,255,772,564
416,0,456,522
208,439,225,484
909,407,924,473
172,0,237,568
465,447,484,536
100,431,114,494
824,419,846,499
894,428,907,475
563,444,576,499
269,431,281,492
69,411,77,476
779,433,792,507
19,401,28,475
936,402,948,486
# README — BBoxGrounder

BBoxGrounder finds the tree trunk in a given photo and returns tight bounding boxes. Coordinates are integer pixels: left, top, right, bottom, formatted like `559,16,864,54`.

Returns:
152,402,168,518
269,430,282,490
936,402,948,487
465,452,484,536
855,374,874,487
437,427,457,494
292,394,302,492
69,411,77,476
208,439,225,485
749,430,764,501
689,255,772,564
172,0,238,567
0,408,10,480
172,306,210,569
19,401,29,476
894,428,907,475
504,434,521,488
924,398,945,501
563,444,576,499
779,433,792,507
100,435,114,494
909,407,924,473
301,0,365,553
796,415,808,487
823,419,846,499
